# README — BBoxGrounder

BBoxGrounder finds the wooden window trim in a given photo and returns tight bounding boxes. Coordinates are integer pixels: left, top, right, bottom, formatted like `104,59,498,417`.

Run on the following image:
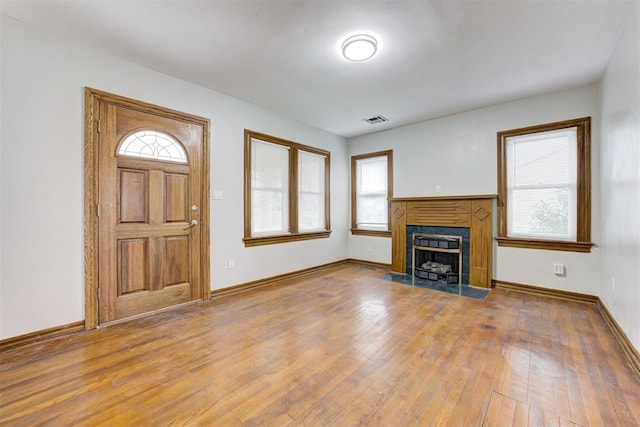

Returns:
243,130,331,247
350,229,392,237
350,150,393,237
243,231,332,247
496,117,593,252
495,237,593,252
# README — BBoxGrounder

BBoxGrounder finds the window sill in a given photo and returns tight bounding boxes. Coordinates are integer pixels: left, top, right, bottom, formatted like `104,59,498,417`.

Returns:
244,230,331,247
496,237,594,253
350,228,392,238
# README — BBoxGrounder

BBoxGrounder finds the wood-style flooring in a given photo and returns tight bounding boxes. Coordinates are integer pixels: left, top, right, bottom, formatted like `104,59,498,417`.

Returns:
1,264,638,426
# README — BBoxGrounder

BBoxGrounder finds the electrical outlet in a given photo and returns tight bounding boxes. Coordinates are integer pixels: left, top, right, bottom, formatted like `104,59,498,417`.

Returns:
367,245,373,253
435,184,442,193
553,263,565,275
228,258,235,269
611,277,616,292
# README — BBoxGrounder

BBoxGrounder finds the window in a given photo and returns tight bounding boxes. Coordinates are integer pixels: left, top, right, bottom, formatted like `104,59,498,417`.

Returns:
118,130,188,163
244,130,330,246
298,151,326,232
250,140,290,236
351,150,393,236
497,117,592,252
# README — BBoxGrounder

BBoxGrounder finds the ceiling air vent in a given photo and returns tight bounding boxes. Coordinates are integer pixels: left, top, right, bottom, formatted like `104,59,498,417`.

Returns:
363,115,388,124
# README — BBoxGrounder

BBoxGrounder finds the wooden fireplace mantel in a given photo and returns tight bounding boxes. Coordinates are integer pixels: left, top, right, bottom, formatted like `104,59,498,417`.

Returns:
390,194,497,288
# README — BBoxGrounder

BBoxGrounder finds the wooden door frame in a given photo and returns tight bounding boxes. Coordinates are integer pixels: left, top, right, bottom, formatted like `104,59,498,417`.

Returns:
84,87,211,329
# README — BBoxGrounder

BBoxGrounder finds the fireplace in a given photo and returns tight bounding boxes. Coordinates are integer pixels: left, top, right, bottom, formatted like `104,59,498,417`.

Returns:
390,195,495,288
408,228,470,284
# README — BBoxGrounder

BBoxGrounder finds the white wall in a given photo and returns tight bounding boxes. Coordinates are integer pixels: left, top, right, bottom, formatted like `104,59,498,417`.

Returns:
0,16,348,339
348,85,601,295
599,5,640,350
0,30,3,337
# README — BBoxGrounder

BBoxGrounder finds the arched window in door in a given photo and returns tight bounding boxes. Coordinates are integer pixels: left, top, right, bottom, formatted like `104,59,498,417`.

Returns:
118,130,188,163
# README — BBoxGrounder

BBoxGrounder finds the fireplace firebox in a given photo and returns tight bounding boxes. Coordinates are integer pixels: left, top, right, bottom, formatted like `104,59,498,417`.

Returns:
412,233,462,284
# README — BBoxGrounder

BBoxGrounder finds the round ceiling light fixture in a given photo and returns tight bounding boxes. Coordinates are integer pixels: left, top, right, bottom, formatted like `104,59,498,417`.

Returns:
342,34,378,61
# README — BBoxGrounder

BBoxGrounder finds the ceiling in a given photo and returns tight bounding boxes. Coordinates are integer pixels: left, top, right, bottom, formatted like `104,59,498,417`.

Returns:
1,1,635,138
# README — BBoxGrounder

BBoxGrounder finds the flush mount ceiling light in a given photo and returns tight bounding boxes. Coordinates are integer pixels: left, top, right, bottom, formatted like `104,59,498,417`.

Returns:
342,34,378,61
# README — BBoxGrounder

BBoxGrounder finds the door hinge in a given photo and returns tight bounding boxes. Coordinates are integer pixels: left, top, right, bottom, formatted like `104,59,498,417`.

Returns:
97,287,101,300
96,119,101,133
97,204,101,217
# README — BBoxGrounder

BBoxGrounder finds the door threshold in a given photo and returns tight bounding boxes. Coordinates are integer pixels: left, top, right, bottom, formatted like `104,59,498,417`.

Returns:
97,300,201,329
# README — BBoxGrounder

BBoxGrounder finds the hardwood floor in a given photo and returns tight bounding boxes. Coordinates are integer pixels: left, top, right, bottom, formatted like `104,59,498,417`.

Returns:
1,264,638,426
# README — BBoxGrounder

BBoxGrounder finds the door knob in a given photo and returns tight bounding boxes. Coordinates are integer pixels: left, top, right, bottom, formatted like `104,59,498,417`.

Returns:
183,219,198,230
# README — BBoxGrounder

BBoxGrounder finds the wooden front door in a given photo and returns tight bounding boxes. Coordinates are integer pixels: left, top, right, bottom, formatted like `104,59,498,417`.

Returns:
85,89,210,326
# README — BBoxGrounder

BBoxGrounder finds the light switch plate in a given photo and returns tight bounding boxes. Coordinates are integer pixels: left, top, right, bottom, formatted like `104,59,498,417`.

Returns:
212,189,224,200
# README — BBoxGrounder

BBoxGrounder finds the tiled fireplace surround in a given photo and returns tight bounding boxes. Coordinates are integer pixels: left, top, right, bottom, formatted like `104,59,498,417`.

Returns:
390,195,496,288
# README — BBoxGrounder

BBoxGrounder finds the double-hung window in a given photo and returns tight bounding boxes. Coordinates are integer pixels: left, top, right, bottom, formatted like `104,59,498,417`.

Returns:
298,150,326,232
497,117,592,252
250,139,290,236
351,150,393,236
244,130,330,246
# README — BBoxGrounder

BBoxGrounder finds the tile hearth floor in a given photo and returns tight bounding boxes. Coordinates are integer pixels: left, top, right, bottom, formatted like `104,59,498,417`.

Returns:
380,272,490,300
